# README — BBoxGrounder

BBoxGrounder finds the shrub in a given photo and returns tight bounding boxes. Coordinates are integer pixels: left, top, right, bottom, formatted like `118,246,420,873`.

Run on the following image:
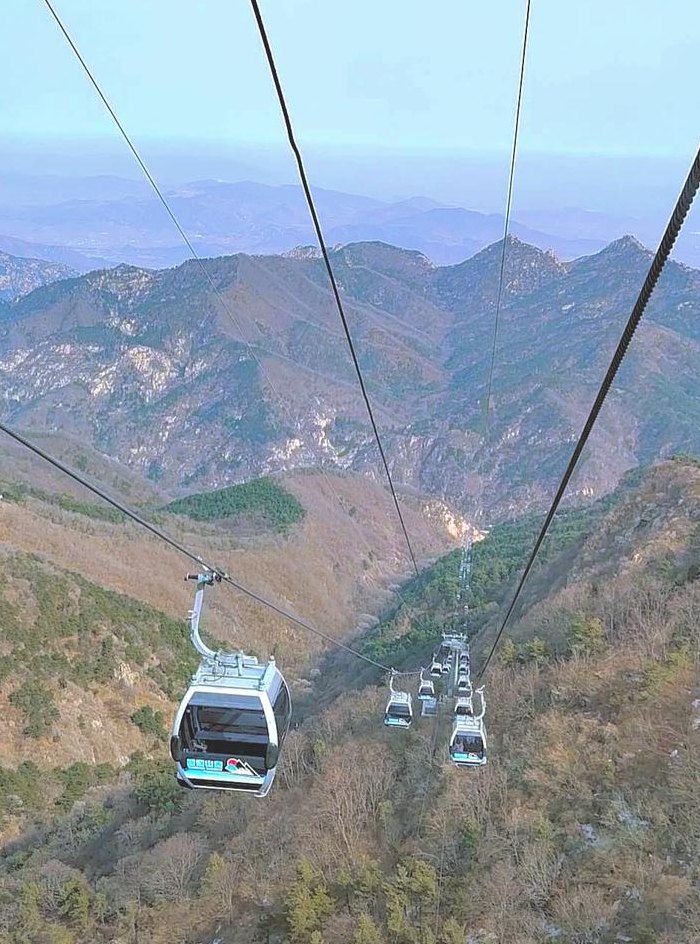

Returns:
58,877,91,929
286,859,334,944
55,761,115,811
131,705,166,740
522,636,550,666
500,638,518,667
567,615,605,656
9,681,58,737
130,757,182,815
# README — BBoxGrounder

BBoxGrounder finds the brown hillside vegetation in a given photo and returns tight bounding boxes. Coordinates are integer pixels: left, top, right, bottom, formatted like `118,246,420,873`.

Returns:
0,459,699,944
0,464,458,769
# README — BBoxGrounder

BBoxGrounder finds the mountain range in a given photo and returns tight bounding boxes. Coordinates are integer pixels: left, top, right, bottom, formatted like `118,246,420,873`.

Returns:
0,234,698,521
0,177,636,271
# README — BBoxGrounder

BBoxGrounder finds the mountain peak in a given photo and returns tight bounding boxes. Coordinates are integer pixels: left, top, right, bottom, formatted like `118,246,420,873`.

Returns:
334,241,433,267
570,234,653,273
283,245,322,260
601,234,650,256
0,250,76,302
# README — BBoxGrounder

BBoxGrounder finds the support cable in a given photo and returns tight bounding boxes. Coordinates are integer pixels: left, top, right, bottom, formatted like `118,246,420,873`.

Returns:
249,0,419,575
483,0,532,430
460,0,531,632
477,144,700,680
0,419,396,673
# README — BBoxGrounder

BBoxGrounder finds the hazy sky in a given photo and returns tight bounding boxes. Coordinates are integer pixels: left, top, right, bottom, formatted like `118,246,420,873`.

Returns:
1,1,698,221
3,1,697,154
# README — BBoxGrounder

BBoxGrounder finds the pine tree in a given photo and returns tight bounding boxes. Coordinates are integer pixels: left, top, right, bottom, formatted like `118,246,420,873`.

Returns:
353,913,384,944
58,877,91,929
286,859,334,944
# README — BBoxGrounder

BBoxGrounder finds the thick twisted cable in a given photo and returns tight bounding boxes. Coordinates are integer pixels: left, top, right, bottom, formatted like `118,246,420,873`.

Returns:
249,0,419,576
477,144,700,680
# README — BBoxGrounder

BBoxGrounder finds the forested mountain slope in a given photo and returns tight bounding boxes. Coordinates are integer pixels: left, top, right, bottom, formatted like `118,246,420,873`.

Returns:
1,458,698,944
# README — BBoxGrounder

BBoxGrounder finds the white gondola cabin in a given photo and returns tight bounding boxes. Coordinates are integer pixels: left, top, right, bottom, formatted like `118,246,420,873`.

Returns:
430,657,443,678
384,672,413,728
449,718,486,766
421,696,438,718
449,687,486,767
454,695,473,718
170,574,292,797
418,670,435,701
457,671,471,693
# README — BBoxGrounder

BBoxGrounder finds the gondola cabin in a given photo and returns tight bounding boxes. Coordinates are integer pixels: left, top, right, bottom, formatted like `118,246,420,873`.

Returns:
430,659,443,678
384,690,413,728
170,572,292,799
418,677,435,700
421,696,438,718
449,717,486,767
454,695,473,717
457,672,471,693
170,652,292,797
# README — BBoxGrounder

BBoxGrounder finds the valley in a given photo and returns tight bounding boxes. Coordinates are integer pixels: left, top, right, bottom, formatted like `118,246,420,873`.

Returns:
0,184,697,944
0,457,698,944
0,458,459,769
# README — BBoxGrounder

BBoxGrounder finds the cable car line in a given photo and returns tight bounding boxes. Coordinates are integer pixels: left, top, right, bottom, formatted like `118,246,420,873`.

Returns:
476,143,700,682
483,0,532,430
249,0,419,577
0,419,396,673
42,0,237,328
455,0,530,638
41,0,437,654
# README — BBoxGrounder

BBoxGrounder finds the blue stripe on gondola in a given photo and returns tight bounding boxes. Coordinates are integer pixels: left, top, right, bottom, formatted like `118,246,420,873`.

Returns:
183,768,266,784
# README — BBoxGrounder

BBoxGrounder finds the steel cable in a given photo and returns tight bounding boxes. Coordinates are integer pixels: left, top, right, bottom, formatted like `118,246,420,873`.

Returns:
477,143,700,680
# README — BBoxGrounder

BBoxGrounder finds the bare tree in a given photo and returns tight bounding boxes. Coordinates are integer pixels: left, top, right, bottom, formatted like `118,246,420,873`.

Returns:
142,833,206,902
314,744,395,856
280,729,313,790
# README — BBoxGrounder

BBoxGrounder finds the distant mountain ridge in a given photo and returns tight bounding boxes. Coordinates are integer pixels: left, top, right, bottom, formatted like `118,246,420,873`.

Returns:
0,234,106,272
0,178,611,269
0,250,76,301
0,235,698,520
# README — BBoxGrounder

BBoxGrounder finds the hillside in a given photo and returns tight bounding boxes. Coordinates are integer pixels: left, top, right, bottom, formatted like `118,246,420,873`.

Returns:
0,461,459,770
1,237,699,523
0,458,698,943
0,250,76,302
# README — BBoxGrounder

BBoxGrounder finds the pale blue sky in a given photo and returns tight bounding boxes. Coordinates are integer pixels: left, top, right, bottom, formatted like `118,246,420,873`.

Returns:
0,0,698,227
2,0,697,155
